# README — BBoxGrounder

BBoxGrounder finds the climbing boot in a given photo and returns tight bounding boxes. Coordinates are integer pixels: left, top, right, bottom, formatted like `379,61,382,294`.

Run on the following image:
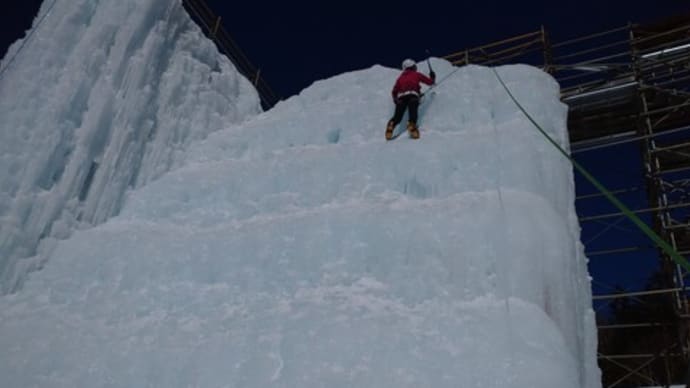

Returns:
407,121,420,139
385,120,395,140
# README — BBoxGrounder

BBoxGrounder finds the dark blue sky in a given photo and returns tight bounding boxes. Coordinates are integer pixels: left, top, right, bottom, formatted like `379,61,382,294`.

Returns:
1,1,43,59
2,0,689,309
3,1,689,97
202,0,690,97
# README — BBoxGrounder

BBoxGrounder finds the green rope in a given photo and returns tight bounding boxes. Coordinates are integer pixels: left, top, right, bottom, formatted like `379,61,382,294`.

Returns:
491,67,690,273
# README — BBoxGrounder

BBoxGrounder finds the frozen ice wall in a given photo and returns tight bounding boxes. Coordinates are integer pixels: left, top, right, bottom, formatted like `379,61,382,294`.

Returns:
0,59,600,387
0,0,262,293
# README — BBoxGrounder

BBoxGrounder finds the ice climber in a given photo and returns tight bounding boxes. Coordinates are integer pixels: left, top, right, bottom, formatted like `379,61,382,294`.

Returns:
386,58,436,140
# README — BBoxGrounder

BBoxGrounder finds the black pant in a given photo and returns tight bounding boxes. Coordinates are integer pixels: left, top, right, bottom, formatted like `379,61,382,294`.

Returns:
389,94,420,126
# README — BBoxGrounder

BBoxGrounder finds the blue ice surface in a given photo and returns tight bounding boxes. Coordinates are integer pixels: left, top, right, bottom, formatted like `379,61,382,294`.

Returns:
0,1,599,386
0,0,261,293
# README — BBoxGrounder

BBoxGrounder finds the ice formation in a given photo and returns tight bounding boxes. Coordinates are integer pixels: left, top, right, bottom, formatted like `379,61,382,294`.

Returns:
0,0,261,292
0,1,600,387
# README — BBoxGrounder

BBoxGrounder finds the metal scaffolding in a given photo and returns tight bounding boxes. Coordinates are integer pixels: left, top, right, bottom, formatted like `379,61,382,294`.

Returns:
445,14,690,387
181,0,280,109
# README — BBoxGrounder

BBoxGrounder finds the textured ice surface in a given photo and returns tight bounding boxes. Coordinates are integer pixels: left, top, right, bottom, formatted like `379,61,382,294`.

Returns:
0,0,261,292
0,21,600,387
0,58,600,386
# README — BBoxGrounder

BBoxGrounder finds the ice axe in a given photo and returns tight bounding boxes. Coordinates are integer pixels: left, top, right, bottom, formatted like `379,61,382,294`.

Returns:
420,49,435,98
425,49,434,73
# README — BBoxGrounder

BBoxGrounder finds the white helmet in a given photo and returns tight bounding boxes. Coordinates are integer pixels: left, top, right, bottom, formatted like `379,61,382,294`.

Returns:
402,58,416,69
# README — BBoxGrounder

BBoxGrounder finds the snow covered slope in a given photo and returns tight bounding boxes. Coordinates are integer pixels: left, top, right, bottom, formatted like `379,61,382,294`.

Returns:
0,0,261,293
0,58,600,387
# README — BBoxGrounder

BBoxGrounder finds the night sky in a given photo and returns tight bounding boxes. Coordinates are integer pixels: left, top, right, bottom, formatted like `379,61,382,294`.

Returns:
3,1,690,97
2,0,690,310
207,0,689,98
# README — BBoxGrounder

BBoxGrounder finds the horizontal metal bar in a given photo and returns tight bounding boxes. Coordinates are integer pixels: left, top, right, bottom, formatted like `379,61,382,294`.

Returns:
651,73,690,91
665,223,690,230
571,125,690,154
643,100,690,118
471,30,542,51
579,203,690,223
571,131,638,153
639,57,690,78
650,142,690,153
479,46,545,66
586,246,645,257
577,187,641,200
551,64,632,81
562,81,637,101
633,22,690,47
657,164,690,176
553,39,631,62
557,71,611,85
592,287,684,300
558,70,634,91
643,54,690,71
558,69,634,88
598,353,684,360
473,38,542,60
640,49,690,70
567,50,634,68
444,30,542,60
639,37,690,59
570,63,633,73
552,25,630,49
598,322,673,329
646,74,690,91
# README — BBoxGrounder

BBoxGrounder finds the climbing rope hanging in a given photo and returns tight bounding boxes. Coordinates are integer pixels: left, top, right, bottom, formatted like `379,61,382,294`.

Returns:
423,66,461,95
491,67,690,272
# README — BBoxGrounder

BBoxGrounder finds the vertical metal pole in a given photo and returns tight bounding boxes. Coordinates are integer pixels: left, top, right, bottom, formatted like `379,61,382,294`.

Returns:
630,22,663,387
541,25,553,74
660,325,673,386
632,20,690,384
633,23,685,314
254,69,261,86
211,16,222,39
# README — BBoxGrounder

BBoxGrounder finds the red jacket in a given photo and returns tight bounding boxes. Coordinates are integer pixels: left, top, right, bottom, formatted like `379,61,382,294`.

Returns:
391,69,434,100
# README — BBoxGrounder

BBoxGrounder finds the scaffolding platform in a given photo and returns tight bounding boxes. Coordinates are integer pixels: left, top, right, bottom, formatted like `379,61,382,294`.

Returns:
445,13,690,387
